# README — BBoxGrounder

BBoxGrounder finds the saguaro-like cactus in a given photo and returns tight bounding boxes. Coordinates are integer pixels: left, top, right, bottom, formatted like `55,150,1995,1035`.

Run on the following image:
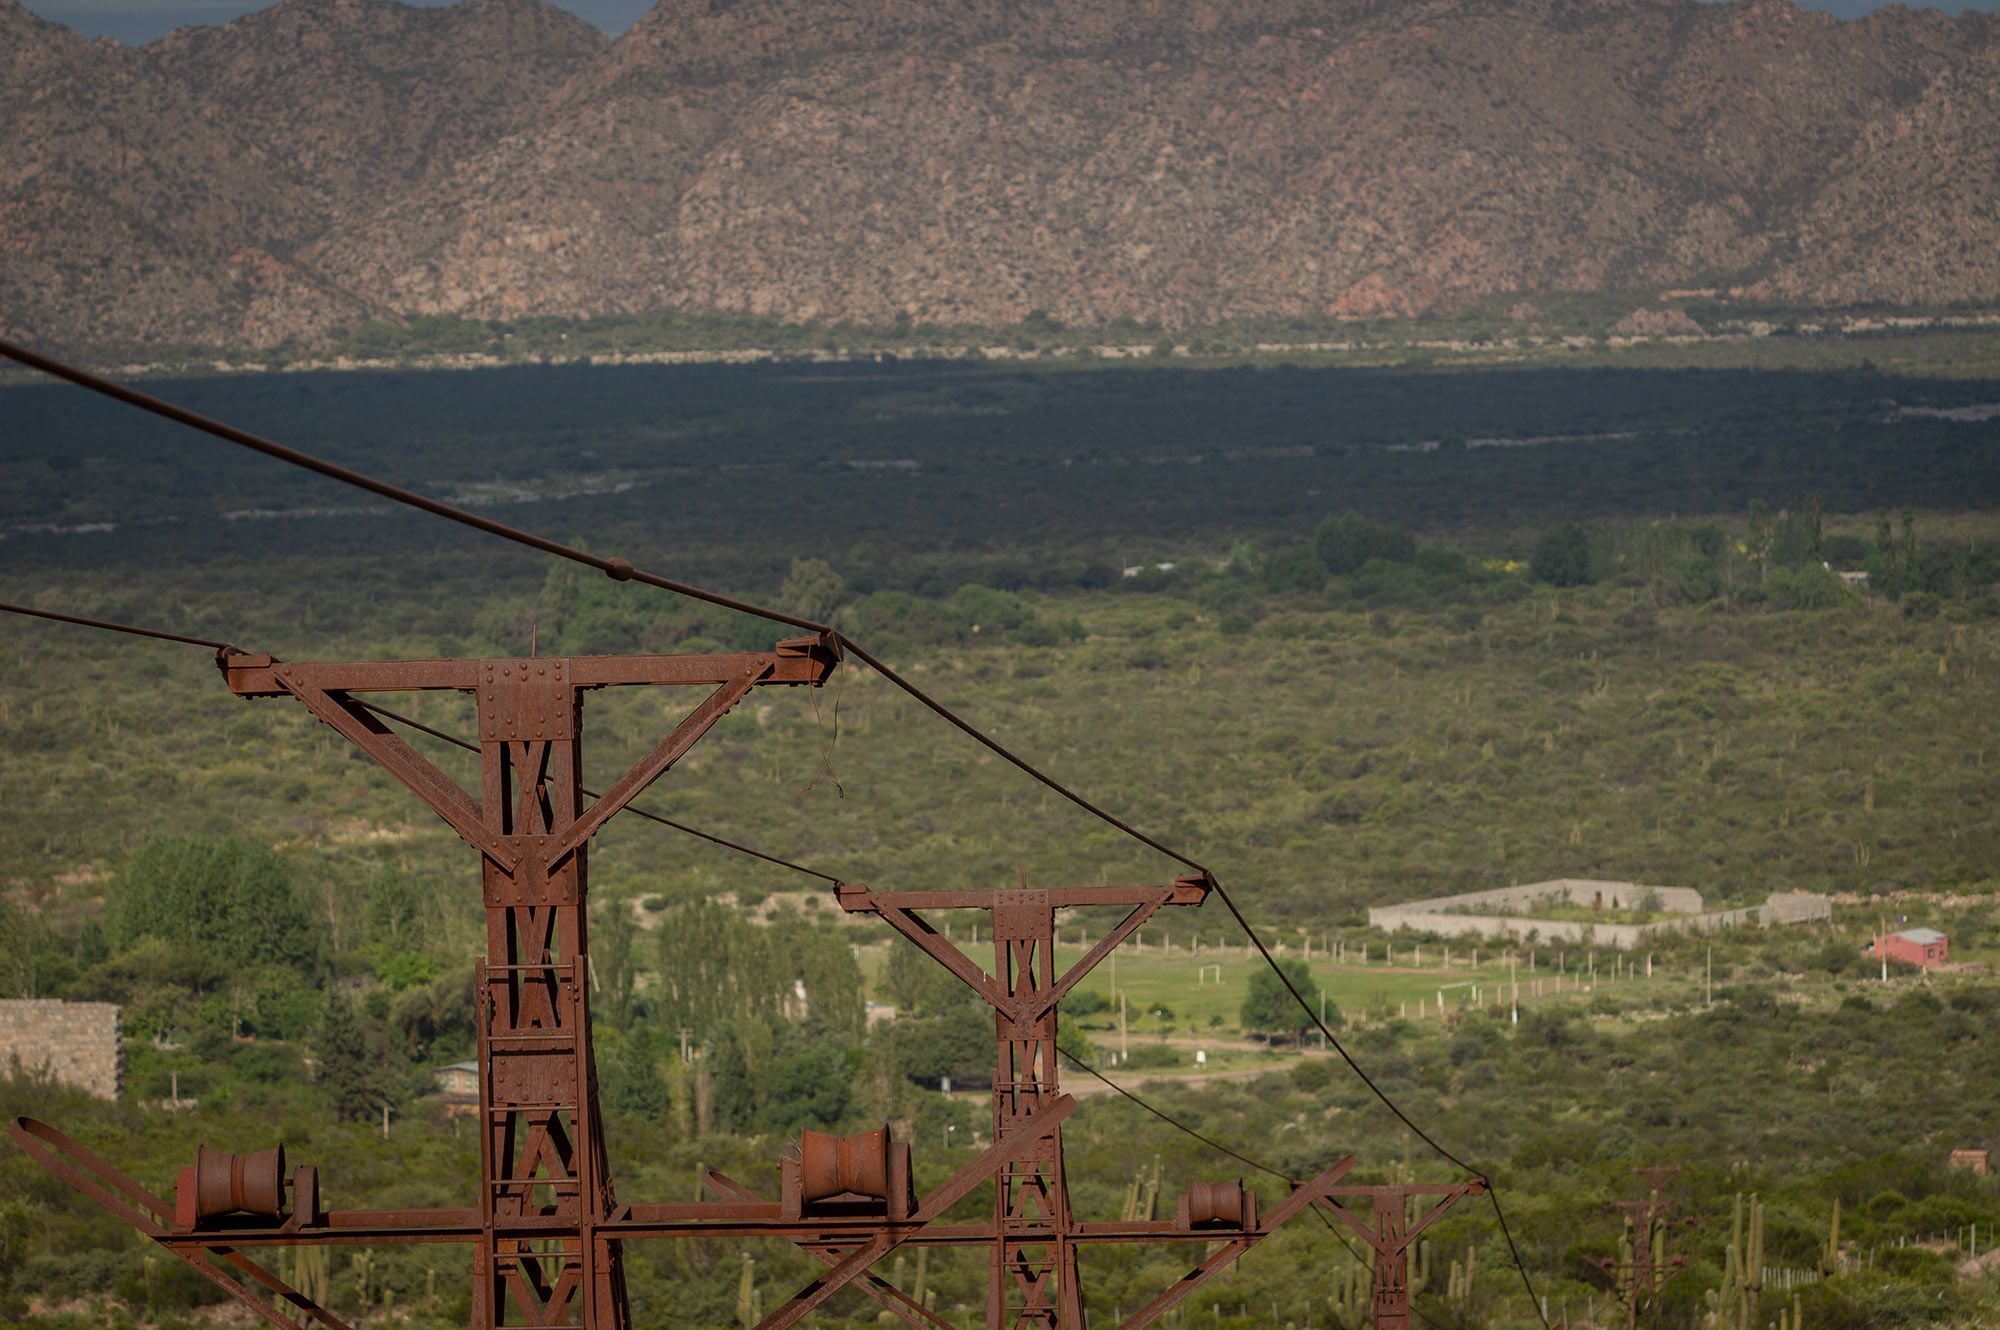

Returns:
736,1252,759,1328
1445,1244,1477,1303
1820,1198,1842,1277
286,1244,332,1309
350,1247,374,1306
1708,1194,1765,1330
1328,1253,1371,1327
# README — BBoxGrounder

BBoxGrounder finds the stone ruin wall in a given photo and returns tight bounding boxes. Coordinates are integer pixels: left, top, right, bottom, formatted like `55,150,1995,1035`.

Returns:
0,1000,121,1099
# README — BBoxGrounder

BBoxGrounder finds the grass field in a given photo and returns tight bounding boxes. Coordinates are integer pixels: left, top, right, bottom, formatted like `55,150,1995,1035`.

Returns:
859,929,1709,1043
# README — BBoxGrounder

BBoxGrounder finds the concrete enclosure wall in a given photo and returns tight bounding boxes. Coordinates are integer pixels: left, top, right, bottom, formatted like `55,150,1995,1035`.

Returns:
1367,881,1833,951
0,1000,121,1099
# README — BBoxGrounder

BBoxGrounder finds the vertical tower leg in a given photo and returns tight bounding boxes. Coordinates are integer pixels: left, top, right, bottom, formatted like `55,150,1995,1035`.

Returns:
472,663,626,1330
1370,1193,1411,1330
990,893,1081,1330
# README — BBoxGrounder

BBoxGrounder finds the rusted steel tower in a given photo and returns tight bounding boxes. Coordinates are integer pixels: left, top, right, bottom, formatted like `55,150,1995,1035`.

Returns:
836,876,1209,1328
221,635,840,1329
1319,1179,1486,1330
1594,1166,1691,1330
12,640,1360,1330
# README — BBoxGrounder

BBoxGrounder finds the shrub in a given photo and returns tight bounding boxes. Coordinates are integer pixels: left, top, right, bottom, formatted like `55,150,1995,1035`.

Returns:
1315,513,1416,575
1769,564,1853,611
1262,546,1327,593
1531,525,1594,586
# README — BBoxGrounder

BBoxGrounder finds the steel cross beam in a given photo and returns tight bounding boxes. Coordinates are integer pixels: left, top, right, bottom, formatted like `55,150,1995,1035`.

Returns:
702,1169,952,1330
750,1095,1081,1330
1113,1155,1358,1330
1318,1181,1487,1330
836,876,1209,1330
16,638,1368,1330
216,637,838,1330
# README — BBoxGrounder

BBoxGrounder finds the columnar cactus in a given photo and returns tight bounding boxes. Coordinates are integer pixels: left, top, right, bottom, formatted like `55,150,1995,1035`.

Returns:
1708,1193,1766,1330
736,1252,758,1328
1328,1253,1370,1327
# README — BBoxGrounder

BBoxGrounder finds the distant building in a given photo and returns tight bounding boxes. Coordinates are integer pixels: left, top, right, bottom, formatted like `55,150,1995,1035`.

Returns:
0,1000,121,1099
1868,927,1948,968
434,1060,480,1117
1949,1149,1991,1176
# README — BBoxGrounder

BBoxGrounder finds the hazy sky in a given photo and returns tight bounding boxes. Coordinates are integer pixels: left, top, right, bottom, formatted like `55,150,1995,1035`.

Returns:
20,0,2000,46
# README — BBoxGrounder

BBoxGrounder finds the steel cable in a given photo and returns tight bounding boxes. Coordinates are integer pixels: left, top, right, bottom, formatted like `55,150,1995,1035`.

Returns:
0,599,840,888
1059,1048,1467,1330
356,701,841,884
2,336,1551,1329
0,598,238,652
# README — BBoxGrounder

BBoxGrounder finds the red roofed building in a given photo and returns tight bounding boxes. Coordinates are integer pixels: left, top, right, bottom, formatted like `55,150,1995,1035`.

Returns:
1868,927,1948,968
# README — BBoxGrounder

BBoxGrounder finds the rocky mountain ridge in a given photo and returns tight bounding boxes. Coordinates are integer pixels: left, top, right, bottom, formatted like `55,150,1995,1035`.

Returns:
3,0,1996,349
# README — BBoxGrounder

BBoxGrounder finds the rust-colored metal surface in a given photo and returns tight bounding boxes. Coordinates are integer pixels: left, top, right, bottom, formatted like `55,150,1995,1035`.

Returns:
835,877,1355,1330
1318,1179,1487,1330
14,641,1361,1330
1593,1166,1691,1330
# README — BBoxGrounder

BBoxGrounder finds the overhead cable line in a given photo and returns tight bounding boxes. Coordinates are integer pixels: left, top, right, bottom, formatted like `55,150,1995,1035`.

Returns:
0,598,238,652
1059,1048,1295,1185
1060,1048,1463,1330
1,337,1550,1329
0,340,1241,869
359,700,841,885
0,338,1203,871
0,598,838,888
0,339,823,633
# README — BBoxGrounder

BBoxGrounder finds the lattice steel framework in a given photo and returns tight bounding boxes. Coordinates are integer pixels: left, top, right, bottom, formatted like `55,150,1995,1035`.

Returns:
1320,1180,1487,1330
12,640,1357,1330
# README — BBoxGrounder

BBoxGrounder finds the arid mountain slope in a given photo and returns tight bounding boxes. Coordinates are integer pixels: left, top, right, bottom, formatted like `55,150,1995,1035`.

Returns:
3,0,1995,349
0,0,605,346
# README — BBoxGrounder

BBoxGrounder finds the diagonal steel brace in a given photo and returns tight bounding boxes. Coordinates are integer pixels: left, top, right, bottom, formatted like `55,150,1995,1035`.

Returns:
751,1095,1079,1330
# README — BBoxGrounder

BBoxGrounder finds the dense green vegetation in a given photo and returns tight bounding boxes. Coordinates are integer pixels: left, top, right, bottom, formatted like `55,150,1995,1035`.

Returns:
2,344,1997,1328
7,351,2000,594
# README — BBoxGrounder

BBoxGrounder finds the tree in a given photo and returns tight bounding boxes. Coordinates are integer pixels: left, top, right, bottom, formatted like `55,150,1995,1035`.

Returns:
1262,546,1327,594
603,1031,665,1123
769,919,864,1042
1239,960,1328,1043
779,558,847,624
758,1043,854,1133
0,900,44,999
362,872,422,951
654,899,779,1037
880,939,957,1017
889,998,993,1084
1530,524,1594,587
1745,499,1774,583
1315,513,1417,576
318,992,379,1123
594,897,638,1031
112,837,321,976
709,1014,778,1130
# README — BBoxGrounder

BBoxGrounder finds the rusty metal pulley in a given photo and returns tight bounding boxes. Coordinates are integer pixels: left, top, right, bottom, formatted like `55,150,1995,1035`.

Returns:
193,1145,287,1219
1183,1179,1248,1229
800,1127,890,1204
